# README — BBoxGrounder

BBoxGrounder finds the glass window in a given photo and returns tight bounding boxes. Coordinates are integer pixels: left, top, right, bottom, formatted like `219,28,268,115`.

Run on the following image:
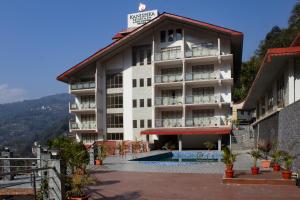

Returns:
140,79,144,87
139,49,144,65
168,30,174,42
107,113,123,128
133,79,137,87
133,99,137,108
106,73,123,89
160,31,166,43
140,99,144,107
107,133,123,140
176,29,182,40
81,133,97,144
133,120,137,128
147,119,152,128
147,98,151,107
147,78,151,86
132,49,137,66
267,90,274,110
147,49,152,64
277,75,285,106
106,93,123,108
140,120,144,128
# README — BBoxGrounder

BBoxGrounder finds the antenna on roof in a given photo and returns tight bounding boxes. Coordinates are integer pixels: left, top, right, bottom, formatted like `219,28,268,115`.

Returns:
138,3,146,12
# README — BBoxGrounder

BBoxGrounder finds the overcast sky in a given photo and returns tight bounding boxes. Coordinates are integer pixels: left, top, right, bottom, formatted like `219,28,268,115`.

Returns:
0,0,297,103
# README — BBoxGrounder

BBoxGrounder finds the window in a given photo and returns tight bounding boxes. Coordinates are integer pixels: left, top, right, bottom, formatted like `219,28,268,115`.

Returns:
133,120,137,128
139,49,144,65
133,79,137,87
140,120,144,128
147,78,151,86
106,73,122,88
176,29,182,40
107,93,123,108
277,75,285,106
107,133,123,140
147,49,152,64
140,79,144,87
132,49,137,66
107,113,123,128
147,119,152,128
133,99,137,108
160,31,166,43
168,30,174,42
81,133,97,144
140,99,144,107
147,98,151,107
261,98,266,116
267,90,274,110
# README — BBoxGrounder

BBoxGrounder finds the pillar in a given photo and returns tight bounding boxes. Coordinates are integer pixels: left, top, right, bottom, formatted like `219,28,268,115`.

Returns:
1,148,13,180
178,135,182,152
218,137,222,152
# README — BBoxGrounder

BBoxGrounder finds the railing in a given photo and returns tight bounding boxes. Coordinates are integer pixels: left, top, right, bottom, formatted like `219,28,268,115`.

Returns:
155,118,183,128
185,46,219,58
155,96,183,106
70,81,96,90
185,72,218,81
154,51,183,61
185,117,220,127
154,74,183,83
185,95,220,104
70,102,96,110
69,121,96,130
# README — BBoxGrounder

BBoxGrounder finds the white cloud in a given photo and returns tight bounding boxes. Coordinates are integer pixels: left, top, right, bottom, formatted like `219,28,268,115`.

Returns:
0,84,27,104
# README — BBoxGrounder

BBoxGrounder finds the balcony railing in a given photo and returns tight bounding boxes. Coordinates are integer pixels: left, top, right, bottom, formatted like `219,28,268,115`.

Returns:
185,95,219,104
185,47,219,58
154,51,183,61
185,117,220,127
70,82,96,90
155,74,183,83
155,118,183,128
69,121,96,130
155,96,183,106
70,102,96,110
185,72,218,81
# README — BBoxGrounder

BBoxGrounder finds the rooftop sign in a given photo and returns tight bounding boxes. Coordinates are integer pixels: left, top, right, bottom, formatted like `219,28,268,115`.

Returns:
128,10,158,28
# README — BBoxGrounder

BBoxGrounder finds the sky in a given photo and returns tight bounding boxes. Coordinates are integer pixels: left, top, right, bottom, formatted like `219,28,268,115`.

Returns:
0,0,297,103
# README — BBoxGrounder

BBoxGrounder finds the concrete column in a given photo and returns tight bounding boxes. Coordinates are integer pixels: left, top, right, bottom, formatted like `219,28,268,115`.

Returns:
178,135,182,152
88,147,95,165
217,37,221,55
229,134,232,150
48,159,65,200
1,148,13,180
218,137,222,152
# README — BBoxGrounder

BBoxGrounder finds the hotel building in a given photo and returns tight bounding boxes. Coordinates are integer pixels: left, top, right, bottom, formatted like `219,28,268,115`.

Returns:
57,10,243,150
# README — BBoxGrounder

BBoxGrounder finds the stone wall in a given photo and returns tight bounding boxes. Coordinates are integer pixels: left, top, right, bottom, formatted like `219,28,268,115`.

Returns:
278,99,300,170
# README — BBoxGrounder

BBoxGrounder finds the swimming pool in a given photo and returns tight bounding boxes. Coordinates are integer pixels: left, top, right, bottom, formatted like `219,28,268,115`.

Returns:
131,151,223,163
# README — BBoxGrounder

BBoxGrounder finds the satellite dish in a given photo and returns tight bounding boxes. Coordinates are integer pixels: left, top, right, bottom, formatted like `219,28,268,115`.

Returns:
139,3,146,12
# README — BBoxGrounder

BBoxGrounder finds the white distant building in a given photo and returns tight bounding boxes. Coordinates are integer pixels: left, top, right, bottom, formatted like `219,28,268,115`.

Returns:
57,10,243,151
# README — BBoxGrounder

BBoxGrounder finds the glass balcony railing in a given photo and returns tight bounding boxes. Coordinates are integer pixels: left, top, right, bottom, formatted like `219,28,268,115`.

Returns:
155,97,183,106
185,117,219,127
70,82,96,90
154,74,183,83
70,102,96,110
154,51,183,61
185,72,218,81
69,121,96,130
155,118,183,128
185,47,219,58
185,95,219,104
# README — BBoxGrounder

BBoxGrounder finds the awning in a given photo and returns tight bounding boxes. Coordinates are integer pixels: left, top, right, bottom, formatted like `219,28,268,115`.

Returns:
141,127,232,135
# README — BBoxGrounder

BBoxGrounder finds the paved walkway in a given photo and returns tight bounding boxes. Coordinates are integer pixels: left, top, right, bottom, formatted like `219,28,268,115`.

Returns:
88,171,300,200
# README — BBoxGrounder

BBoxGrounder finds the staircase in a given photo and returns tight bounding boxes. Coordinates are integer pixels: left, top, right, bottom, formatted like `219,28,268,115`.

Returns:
231,125,255,151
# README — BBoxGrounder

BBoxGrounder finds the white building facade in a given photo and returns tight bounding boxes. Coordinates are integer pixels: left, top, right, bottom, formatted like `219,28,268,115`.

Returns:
58,11,243,150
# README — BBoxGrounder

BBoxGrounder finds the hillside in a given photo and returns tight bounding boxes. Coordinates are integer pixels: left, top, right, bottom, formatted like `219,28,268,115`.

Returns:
0,93,72,156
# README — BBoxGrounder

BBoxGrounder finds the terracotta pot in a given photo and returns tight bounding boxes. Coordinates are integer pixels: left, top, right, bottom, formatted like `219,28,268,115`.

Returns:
282,170,292,179
251,167,260,175
226,164,233,171
261,160,271,168
95,159,103,165
68,197,88,200
225,169,234,178
273,163,280,171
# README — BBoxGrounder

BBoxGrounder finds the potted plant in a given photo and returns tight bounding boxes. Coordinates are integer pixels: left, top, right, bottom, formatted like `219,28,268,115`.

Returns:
248,149,262,175
271,149,282,171
67,169,94,200
258,139,272,169
281,151,294,179
222,146,237,178
204,141,216,151
95,143,108,165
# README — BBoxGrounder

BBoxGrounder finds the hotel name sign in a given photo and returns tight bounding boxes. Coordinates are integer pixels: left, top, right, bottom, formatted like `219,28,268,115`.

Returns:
128,10,158,28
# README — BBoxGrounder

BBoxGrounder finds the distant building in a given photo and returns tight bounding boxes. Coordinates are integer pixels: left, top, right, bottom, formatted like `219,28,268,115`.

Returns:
232,101,253,125
243,33,300,168
57,9,243,151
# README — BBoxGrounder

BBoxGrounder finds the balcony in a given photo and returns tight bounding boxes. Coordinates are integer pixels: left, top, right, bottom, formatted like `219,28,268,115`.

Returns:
185,46,219,58
155,96,183,106
70,82,96,95
154,50,183,62
155,74,183,84
185,72,218,81
155,118,183,128
69,121,96,132
70,102,96,113
185,117,220,127
185,95,219,105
